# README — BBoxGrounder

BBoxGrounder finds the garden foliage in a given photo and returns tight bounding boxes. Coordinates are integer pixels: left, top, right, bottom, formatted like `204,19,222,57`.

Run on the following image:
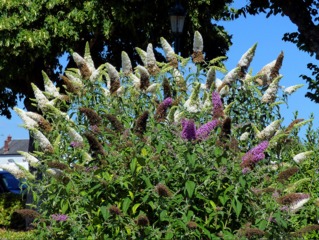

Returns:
6,31,319,239
0,193,25,227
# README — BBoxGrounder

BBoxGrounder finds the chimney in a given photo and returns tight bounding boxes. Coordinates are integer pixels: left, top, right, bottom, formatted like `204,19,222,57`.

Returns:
4,135,11,153
4,140,9,153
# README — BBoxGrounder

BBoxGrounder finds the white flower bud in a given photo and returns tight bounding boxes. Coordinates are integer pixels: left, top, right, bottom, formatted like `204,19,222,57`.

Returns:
293,151,313,163
172,69,185,86
193,31,203,52
135,47,147,66
290,197,310,213
146,83,159,94
68,127,84,144
160,37,175,61
46,168,64,180
129,73,141,90
42,71,60,98
146,43,157,66
121,51,132,75
31,83,51,110
240,132,250,141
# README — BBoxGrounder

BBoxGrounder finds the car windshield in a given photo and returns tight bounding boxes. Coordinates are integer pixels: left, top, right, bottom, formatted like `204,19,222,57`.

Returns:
1,173,20,190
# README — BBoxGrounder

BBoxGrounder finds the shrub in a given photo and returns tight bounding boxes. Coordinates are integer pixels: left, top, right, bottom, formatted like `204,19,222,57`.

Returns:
7,31,319,239
0,193,25,227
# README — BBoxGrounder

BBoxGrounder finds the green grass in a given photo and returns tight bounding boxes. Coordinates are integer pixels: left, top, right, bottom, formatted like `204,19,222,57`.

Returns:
0,228,35,240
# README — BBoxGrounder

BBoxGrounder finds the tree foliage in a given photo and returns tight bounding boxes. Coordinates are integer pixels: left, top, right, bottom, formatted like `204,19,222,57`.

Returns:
0,0,235,118
240,0,319,103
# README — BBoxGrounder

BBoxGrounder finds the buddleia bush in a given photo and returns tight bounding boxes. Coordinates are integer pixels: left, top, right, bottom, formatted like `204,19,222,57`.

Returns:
4,31,319,239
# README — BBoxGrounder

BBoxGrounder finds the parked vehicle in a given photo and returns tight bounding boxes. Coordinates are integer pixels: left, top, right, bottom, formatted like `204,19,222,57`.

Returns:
0,170,24,194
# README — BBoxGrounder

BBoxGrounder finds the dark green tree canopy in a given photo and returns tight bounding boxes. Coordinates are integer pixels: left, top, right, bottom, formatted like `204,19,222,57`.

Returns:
0,0,234,118
240,0,319,102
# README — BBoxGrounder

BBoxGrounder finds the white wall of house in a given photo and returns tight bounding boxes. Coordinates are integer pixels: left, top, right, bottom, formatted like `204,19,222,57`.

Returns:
0,155,29,170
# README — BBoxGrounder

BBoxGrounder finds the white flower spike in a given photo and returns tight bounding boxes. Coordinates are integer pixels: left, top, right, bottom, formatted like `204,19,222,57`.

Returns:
160,37,176,62
17,151,40,168
0,164,34,180
42,71,60,98
14,107,38,129
261,75,282,103
256,119,282,140
237,43,257,71
31,128,54,153
284,84,304,95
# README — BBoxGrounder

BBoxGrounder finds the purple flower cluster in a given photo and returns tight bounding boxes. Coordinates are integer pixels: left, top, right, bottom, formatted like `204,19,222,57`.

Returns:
70,141,82,148
162,97,173,108
181,119,219,141
155,97,173,122
51,214,68,222
196,120,219,140
181,119,196,140
242,141,269,164
242,167,250,174
241,141,269,172
212,91,224,118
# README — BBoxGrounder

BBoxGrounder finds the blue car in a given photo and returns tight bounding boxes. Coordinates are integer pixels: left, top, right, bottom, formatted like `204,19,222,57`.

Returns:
0,171,24,194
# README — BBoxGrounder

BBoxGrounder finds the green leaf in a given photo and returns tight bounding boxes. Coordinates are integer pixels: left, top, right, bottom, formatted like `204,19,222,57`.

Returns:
132,203,141,214
125,226,132,236
239,176,246,188
187,153,196,166
156,143,163,153
218,195,229,206
185,180,196,198
160,210,168,221
130,158,137,174
214,147,223,157
61,201,68,214
165,232,174,239
122,198,132,214
231,198,242,218
148,201,155,210
65,181,72,194
257,219,268,230
141,148,147,157
128,191,134,200
209,200,217,211
100,206,109,221
141,176,152,188
273,212,288,229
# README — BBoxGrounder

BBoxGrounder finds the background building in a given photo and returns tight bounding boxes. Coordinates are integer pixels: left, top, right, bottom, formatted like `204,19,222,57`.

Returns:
0,135,29,170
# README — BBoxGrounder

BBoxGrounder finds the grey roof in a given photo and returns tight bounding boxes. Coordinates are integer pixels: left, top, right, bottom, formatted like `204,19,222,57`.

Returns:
0,140,29,155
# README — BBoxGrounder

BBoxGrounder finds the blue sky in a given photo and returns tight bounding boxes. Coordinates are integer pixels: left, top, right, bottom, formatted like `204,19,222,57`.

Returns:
0,9,318,145
217,11,319,138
